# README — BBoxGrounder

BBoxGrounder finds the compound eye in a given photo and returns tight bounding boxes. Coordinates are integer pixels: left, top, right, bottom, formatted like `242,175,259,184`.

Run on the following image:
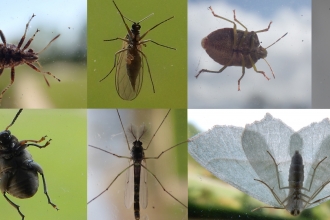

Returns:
0,131,11,144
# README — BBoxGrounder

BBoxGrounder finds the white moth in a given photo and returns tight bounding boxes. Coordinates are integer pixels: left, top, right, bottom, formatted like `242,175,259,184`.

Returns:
188,113,330,216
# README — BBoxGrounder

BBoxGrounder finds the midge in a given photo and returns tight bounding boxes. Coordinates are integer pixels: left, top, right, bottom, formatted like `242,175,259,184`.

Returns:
88,109,187,220
0,14,60,105
196,7,287,91
100,1,175,101
0,109,58,220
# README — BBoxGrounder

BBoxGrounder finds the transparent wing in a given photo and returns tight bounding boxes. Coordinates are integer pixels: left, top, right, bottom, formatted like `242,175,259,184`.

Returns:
140,159,148,209
188,125,263,201
124,159,134,209
116,42,143,100
241,113,294,207
297,118,330,209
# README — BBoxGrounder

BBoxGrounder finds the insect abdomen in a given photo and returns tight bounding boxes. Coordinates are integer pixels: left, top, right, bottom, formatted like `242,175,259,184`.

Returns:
133,163,142,220
7,169,39,199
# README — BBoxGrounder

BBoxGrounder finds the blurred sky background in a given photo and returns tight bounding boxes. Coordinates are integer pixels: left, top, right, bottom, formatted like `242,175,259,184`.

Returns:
188,0,311,108
0,0,86,108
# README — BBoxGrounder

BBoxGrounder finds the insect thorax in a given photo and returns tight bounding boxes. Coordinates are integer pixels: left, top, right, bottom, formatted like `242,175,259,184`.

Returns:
0,44,38,68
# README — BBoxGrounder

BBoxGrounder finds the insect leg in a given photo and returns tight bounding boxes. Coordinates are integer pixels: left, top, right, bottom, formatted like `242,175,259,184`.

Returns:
112,1,133,39
89,145,131,159
139,39,175,50
139,16,174,40
0,67,15,105
196,56,235,78
21,136,52,149
16,14,36,51
22,29,40,51
0,173,25,219
255,21,272,34
88,162,134,204
28,161,58,210
25,62,61,86
140,163,187,208
208,6,238,47
99,47,129,82
144,140,187,160
248,55,270,80
237,54,246,91
136,49,154,93
0,30,6,46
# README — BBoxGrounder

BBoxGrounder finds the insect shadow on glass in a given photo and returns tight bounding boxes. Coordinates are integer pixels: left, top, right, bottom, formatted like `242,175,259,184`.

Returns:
0,109,58,220
196,6,287,91
0,14,61,105
88,109,187,220
252,150,330,216
100,1,176,101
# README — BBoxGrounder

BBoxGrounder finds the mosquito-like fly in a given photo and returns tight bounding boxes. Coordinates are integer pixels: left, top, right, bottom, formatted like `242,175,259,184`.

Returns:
100,1,176,101
88,109,187,220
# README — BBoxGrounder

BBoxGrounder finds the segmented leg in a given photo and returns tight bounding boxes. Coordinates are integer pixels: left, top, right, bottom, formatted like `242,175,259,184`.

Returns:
0,67,15,105
16,14,36,51
28,161,58,210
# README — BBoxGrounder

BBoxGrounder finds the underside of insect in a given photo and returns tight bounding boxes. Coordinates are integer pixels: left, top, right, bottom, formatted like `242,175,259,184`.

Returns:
0,109,58,219
88,109,187,219
253,151,330,216
196,7,287,91
0,14,61,105
100,1,175,101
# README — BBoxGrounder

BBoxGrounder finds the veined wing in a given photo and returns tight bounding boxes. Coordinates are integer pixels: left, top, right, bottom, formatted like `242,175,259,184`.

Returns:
125,159,134,208
116,42,143,101
140,159,148,209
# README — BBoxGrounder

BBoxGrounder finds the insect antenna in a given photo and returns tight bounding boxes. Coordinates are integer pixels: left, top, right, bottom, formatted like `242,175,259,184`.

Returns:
37,34,61,54
5,109,23,130
265,32,288,49
117,109,130,151
260,32,287,79
145,109,171,150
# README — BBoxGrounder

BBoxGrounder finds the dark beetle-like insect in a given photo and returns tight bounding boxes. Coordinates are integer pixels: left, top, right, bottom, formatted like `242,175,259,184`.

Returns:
196,7,287,91
0,109,58,219
100,1,175,101
0,14,61,105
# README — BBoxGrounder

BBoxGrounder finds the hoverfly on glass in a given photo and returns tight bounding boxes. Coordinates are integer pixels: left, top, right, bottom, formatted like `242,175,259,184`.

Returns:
100,1,176,101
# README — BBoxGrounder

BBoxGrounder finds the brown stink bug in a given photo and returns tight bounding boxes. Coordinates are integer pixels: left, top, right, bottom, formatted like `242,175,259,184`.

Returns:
0,14,61,105
196,7,287,91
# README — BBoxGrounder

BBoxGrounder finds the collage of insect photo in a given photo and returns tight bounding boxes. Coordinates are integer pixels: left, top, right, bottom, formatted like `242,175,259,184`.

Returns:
0,0,329,220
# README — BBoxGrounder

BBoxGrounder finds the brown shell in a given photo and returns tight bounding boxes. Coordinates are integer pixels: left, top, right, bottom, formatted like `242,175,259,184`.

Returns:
202,28,267,69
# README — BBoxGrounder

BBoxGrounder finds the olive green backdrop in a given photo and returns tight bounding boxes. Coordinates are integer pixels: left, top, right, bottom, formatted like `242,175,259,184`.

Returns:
87,0,187,108
0,109,86,220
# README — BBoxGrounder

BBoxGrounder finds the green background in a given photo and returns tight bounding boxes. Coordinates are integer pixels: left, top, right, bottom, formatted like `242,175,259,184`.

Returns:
0,109,86,220
87,0,187,108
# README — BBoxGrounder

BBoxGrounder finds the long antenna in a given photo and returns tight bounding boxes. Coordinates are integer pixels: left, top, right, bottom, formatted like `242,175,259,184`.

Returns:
6,109,23,130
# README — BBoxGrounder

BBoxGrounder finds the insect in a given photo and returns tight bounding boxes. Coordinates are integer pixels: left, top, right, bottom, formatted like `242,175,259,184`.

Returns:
0,109,58,219
0,14,61,105
100,1,176,101
196,7,287,91
189,112,330,217
88,109,187,220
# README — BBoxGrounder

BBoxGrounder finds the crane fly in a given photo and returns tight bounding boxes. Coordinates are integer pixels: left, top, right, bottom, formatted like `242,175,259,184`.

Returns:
100,1,176,101
88,109,187,220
